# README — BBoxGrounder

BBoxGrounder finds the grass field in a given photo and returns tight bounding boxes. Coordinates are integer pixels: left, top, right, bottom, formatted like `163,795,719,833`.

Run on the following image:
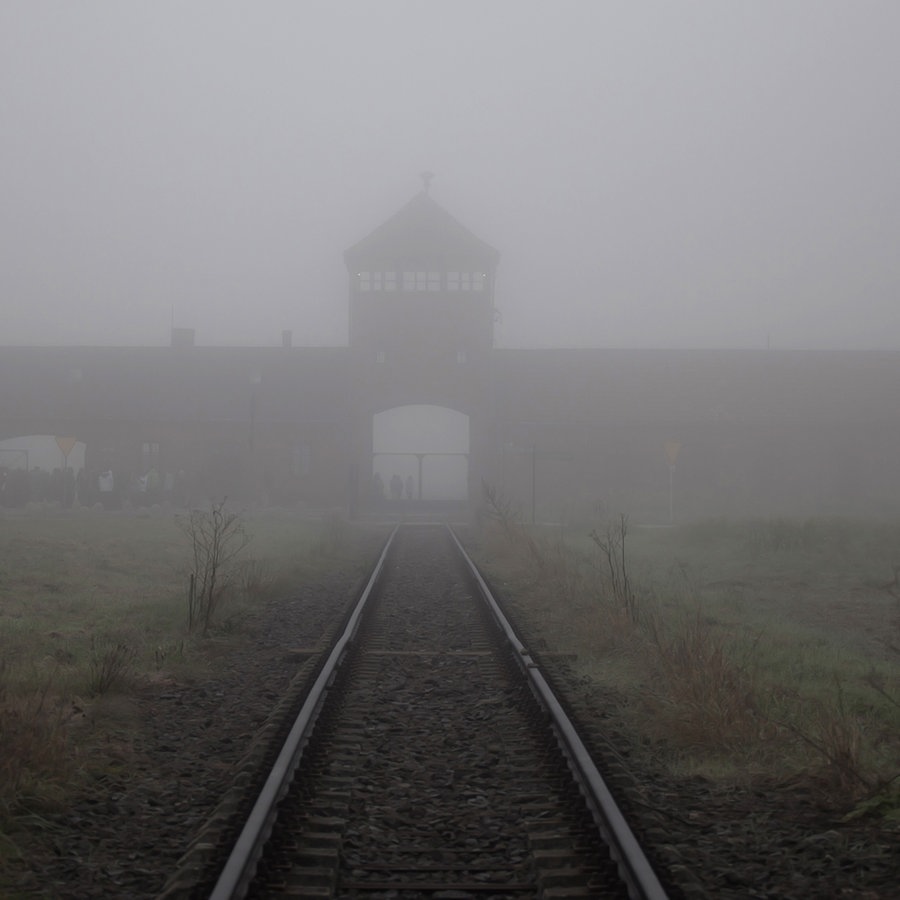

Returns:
474,513,900,813
3,506,899,845
0,505,355,834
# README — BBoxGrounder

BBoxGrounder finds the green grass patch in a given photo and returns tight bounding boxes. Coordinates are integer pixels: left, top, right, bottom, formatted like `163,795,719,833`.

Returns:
0,506,378,836
472,513,900,810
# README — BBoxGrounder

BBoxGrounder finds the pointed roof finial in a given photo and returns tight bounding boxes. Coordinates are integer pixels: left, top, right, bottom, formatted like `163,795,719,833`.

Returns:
420,170,435,194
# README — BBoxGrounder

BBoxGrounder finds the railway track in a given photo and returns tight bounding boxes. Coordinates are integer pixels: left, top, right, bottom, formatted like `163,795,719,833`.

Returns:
209,523,670,899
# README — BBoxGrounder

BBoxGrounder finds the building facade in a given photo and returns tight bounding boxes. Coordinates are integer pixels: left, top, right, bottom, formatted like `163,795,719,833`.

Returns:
2,190,900,521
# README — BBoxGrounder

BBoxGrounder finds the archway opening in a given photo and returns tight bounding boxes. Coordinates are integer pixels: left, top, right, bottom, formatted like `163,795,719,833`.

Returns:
372,405,469,501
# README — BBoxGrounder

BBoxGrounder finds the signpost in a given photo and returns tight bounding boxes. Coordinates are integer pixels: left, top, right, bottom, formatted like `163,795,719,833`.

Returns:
56,436,78,464
664,440,681,525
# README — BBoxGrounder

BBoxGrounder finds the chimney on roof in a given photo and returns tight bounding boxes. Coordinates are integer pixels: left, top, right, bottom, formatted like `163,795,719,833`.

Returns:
282,329,292,348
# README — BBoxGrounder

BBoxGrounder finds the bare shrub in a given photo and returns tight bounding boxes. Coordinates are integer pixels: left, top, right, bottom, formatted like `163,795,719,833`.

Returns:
177,499,250,635
481,480,545,571
589,514,637,622
481,480,520,543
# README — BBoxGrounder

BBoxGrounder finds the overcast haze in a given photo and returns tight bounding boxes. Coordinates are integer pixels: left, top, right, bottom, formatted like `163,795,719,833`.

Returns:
2,1,898,350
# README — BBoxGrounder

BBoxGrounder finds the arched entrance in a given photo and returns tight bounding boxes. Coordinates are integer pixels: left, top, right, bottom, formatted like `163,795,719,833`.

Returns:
371,405,469,502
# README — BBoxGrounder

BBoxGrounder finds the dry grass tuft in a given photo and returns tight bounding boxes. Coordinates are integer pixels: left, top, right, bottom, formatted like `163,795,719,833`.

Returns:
87,635,138,696
770,677,874,798
0,660,75,824
642,608,760,751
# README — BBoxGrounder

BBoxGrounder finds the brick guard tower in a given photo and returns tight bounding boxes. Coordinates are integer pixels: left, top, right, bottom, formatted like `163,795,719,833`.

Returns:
344,182,500,511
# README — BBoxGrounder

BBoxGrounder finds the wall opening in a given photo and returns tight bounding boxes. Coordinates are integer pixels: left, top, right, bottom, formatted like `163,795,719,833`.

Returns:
372,405,469,501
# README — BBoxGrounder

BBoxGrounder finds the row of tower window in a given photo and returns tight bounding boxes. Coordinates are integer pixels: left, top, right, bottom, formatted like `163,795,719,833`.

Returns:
357,271,486,292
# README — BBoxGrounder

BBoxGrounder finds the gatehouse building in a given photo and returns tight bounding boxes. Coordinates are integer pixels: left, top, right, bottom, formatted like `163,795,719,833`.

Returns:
2,188,899,521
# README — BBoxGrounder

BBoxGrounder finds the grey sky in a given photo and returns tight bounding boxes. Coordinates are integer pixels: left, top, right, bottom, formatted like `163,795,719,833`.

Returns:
2,1,898,349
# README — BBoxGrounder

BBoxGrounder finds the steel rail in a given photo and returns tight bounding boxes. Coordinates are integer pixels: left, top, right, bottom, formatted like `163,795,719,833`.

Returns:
447,525,670,900
209,525,399,900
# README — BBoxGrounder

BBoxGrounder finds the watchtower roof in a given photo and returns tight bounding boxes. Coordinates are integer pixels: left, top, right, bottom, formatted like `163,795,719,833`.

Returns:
344,191,499,269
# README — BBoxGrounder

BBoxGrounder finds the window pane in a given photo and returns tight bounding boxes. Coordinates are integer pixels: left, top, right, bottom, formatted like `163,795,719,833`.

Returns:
403,271,415,291
427,271,441,291
372,272,382,291
473,272,485,292
384,271,397,291
416,271,428,290
447,271,459,291
359,272,370,292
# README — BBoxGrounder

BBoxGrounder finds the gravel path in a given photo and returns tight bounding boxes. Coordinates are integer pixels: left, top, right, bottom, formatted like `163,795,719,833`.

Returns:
539,672,900,899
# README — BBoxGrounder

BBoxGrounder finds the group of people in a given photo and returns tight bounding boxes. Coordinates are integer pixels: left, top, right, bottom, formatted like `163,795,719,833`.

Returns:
0,465,77,507
372,472,416,501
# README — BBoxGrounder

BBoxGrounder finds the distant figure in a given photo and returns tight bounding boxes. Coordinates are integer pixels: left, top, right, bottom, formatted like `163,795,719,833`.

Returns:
405,474,415,500
390,473,403,500
372,471,385,500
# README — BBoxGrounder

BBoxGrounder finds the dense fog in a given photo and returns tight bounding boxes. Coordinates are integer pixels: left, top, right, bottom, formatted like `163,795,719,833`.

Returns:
2,1,899,351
